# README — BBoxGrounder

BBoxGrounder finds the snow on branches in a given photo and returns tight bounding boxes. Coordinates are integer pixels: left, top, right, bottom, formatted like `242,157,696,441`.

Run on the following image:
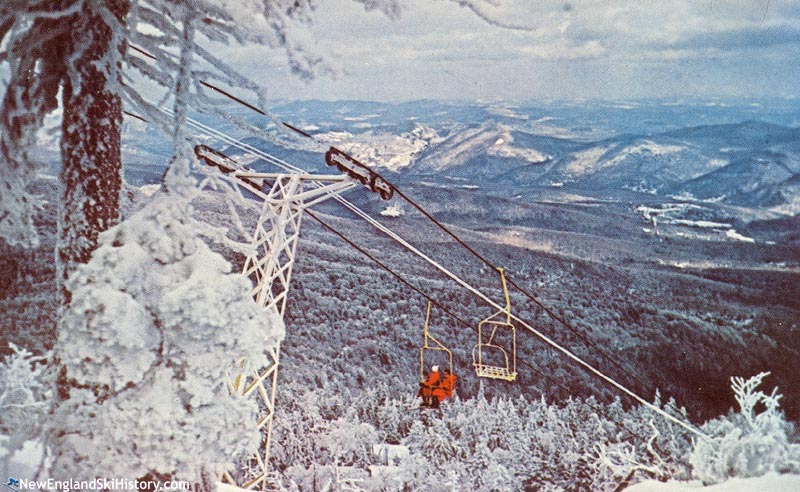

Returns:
593,420,669,490
0,343,52,462
1,0,524,249
122,0,336,145
0,3,65,248
690,372,800,484
1,0,534,482
49,182,284,482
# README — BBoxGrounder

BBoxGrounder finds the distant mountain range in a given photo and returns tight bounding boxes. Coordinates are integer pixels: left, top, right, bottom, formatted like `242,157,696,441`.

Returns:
117,99,800,216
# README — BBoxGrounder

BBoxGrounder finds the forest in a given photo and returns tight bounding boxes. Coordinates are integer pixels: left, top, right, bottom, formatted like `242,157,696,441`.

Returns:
3,175,799,491
1,1,799,489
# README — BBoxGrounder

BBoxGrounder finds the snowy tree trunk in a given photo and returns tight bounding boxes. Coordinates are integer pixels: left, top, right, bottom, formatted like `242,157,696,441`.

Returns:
57,0,130,304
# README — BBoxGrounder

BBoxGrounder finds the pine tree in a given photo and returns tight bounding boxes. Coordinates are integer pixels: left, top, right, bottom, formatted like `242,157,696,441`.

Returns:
1,0,346,297
57,0,129,302
49,177,284,483
1,0,530,484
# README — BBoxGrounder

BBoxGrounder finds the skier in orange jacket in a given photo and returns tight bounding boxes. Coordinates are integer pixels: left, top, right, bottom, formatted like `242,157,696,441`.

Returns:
442,369,457,399
432,369,457,405
419,365,441,408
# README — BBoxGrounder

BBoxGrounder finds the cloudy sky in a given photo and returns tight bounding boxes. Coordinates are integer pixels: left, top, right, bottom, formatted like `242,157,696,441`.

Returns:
225,0,799,102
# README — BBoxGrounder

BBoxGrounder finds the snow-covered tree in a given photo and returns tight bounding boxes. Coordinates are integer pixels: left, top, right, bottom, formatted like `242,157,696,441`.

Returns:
690,372,800,484
2,0,528,484
0,0,352,290
0,1,129,286
1,0,524,258
377,395,414,443
0,343,52,473
49,178,284,483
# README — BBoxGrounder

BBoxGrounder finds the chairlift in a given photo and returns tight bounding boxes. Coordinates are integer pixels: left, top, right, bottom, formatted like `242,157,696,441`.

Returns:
417,302,457,408
472,267,517,381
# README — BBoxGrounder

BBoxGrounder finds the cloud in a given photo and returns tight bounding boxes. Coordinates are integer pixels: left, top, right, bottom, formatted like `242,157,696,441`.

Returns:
671,24,800,51
517,40,606,60
196,0,800,101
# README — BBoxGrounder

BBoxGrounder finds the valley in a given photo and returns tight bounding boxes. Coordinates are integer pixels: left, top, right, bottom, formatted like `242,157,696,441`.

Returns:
4,98,799,488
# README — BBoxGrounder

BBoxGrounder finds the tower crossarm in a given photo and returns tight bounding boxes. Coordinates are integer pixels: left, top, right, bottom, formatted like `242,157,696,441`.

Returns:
195,144,389,490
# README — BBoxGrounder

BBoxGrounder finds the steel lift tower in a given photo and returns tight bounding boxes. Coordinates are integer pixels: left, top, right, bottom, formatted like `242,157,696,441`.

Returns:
195,145,391,491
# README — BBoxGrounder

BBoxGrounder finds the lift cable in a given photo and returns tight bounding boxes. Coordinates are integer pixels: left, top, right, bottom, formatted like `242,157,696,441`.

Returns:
389,188,657,394
270,108,691,418
268,113,687,418
259,101,662,399
328,180,707,439
126,49,701,436
130,78,680,426
208,165,652,442
184,111,707,438
170,110,708,440
128,44,316,141
301,209,653,444
136,94,680,411
121,65,705,420
149,101,705,439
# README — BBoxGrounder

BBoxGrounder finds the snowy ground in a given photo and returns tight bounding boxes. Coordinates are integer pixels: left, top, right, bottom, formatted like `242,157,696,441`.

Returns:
624,473,800,492
1,440,43,482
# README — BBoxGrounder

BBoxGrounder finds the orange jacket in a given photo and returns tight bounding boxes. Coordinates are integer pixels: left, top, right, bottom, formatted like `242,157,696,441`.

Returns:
424,370,441,387
419,370,440,399
432,372,457,402
443,373,457,398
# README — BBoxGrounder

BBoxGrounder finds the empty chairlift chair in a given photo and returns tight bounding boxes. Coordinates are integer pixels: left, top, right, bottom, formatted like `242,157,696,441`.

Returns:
472,267,517,381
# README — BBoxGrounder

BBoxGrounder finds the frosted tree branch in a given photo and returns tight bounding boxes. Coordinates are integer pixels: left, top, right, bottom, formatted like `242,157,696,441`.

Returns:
445,0,534,31
19,0,85,21
731,371,773,431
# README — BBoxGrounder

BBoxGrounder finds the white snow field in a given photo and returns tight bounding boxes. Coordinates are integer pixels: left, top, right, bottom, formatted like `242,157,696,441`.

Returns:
623,473,800,492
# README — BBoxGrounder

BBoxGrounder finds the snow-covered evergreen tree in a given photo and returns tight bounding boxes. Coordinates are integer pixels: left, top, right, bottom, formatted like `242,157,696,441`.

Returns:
690,372,800,484
2,0,524,257
1,0,355,287
1,0,529,485
49,172,284,483
0,343,51,470
0,1,129,282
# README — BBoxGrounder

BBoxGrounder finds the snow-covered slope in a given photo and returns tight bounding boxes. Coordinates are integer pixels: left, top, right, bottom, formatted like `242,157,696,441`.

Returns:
624,473,800,492
115,100,800,211
765,174,800,215
313,124,443,171
546,137,728,193
487,127,551,164
415,122,549,171
679,155,800,203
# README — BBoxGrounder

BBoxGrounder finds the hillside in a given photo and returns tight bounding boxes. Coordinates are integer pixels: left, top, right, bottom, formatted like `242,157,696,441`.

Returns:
4,174,798,424
4,98,800,490
120,99,800,215
8,100,800,421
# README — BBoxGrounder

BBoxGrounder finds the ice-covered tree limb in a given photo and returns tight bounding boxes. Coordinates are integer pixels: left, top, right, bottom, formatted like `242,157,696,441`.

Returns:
443,0,534,30
0,343,52,458
0,11,70,247
730,371,779,432
2,0,528,250
690,372,800,484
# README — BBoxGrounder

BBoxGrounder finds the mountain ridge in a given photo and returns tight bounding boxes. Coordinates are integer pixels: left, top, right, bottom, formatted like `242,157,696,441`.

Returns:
118,101,800,218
